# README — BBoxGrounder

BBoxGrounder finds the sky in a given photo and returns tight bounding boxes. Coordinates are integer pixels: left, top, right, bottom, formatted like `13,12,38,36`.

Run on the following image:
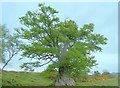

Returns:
0,2,118,73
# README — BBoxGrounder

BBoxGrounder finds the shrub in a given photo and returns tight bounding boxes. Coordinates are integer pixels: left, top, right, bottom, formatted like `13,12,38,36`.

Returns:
102,69,110,75
94,71,101,76
48,71,58,80
40,70,58,80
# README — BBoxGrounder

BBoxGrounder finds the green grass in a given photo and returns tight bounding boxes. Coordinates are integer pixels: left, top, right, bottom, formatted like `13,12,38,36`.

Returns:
2,71,118,86
2,71,54,86
76,78,118,86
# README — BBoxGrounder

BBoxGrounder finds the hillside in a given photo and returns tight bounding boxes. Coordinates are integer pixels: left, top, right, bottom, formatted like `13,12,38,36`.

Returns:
1,71,118,86
2,71,54,86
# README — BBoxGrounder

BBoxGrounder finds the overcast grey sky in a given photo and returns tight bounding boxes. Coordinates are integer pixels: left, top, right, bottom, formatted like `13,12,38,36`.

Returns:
1,2,118,73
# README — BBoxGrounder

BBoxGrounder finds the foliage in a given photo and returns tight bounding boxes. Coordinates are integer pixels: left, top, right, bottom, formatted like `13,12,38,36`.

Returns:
102,69,110,75
40,64,58,80
94,71,101,76
0,24,7,62
76,77,118,86
15,3,107,76
0,24,20,70
75,74,116,83
40,70,58,80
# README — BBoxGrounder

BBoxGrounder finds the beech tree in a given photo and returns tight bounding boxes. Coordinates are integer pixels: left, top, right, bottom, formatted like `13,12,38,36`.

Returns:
16,4,107,86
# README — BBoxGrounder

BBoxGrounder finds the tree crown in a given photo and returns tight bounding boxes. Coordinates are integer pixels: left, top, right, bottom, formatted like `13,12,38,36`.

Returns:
16,4,107,74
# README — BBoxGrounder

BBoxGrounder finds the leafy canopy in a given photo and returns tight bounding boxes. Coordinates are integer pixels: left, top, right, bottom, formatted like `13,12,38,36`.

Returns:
16,4,107,74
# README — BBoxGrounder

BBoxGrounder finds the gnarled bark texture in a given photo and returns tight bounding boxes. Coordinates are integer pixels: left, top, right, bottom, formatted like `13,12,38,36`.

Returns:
54,66,76,86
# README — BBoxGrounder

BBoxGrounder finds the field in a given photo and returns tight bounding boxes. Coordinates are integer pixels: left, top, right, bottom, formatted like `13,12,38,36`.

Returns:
1,71,118,86
76,78,118,86
1,71,53,86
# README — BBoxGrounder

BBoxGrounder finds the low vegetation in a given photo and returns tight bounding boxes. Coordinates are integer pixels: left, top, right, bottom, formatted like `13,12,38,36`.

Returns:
1,70,118,86
2,71,54,86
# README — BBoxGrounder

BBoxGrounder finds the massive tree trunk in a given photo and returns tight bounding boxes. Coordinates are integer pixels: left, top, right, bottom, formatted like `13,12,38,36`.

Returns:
54,66,76,86
55,42,75,86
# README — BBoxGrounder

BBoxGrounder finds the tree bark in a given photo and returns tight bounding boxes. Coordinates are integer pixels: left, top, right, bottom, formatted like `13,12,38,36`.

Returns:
2,56,12,71
54,66,76,86
2,52,17,71
55,42,75,86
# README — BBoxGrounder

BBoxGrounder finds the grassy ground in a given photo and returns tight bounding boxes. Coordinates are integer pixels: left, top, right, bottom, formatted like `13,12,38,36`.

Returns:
2,71,54,86
1,71,118,86
76,78,118,86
